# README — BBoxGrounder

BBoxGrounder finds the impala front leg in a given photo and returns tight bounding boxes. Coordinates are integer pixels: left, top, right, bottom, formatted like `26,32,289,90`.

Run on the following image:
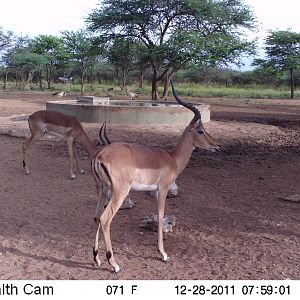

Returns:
156,188,169,262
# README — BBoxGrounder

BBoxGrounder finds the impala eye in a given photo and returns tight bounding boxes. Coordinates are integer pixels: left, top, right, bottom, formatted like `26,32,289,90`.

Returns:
197,130,204,135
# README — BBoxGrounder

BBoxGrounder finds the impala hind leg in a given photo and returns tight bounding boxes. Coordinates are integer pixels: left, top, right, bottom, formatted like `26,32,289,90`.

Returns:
93,200,107,267
93,181,108,267
100,187,131,273
66,137,77,179
93,185,125,271
22,130,43,175
93,217,102,267
93,183,106,226
156,189,169,261
73,141,85,175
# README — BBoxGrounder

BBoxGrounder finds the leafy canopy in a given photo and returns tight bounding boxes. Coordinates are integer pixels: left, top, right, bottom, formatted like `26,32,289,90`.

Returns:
86,0,256,67
264,30,300,70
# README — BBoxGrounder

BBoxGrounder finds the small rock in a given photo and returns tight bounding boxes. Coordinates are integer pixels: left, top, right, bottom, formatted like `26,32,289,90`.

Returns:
140,214,176,233
279,194,300,203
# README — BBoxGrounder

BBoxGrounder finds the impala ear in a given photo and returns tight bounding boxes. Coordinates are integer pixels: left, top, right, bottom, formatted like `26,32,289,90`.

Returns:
192,119,202,128
195,119,201,127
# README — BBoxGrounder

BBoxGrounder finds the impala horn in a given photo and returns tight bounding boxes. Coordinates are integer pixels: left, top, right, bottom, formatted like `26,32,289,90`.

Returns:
170,80,201,125
98,122,111,146
103,122,111,145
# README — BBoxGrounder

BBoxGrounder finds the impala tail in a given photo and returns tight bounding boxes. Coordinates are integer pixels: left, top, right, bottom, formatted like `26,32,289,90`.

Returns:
92,157,111,188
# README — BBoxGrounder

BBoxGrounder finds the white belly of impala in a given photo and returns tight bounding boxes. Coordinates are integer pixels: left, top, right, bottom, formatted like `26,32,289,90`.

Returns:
131,181,158,191
44,125,65,138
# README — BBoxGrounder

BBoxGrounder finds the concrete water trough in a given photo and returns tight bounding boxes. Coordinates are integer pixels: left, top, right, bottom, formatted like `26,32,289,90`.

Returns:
46,96,211,125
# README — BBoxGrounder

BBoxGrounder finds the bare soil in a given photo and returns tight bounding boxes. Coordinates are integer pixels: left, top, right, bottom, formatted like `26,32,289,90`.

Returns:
0,91,299,280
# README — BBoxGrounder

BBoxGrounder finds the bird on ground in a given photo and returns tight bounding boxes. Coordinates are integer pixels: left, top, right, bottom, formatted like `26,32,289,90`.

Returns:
52,91,66,100
128,91,138,100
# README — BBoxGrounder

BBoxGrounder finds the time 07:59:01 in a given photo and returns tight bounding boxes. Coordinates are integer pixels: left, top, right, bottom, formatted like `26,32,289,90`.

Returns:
175,284,291,296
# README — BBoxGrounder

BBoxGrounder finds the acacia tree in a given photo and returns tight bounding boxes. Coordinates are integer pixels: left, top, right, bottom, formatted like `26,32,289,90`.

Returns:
86,0,256,100
134,42,152,89
0,27,13,52
11,51,47,90
61,30,97,95
0,29,30,89
28,35,66,89
255,30,300,98
106,38,136,89
0,28,15,89
1,35,30,89
160,28,255,98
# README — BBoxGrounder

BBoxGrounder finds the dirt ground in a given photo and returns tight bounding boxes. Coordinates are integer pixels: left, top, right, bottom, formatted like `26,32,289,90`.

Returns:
0,91,299,280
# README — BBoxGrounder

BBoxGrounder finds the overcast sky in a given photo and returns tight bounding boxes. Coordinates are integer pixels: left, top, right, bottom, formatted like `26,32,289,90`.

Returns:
0,0,99,37
1,0,299,37
1,0,299,69
245,0,300,43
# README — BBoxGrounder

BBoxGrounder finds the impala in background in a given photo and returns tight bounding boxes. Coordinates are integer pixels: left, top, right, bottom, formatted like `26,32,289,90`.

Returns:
22,110,98,179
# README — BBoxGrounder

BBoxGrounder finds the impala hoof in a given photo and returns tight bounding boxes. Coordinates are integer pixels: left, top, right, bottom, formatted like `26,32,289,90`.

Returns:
114,264,121,273
70,174,76,180
94,261,101,267
93,248,101,267
24,166,30,175
162,254,170,262
79,169,85,174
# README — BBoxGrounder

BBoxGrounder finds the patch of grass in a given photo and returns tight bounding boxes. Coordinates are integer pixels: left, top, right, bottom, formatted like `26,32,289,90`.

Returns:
1,80,298,99
174,83,299,99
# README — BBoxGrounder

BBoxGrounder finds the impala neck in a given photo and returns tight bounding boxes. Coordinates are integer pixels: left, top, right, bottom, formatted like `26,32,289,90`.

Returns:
77,131,97,156
170,129,194,175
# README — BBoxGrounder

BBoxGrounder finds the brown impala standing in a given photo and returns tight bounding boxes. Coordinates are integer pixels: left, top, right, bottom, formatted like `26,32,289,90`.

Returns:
91,81,219,272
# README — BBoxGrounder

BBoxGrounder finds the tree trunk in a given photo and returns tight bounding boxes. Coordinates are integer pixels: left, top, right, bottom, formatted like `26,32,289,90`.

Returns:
139,69,144,89
80,74,84,95
290,68,295,99
37,71,43,90
3,68,8,90
151,66,159,100
120,70,127,90
151,65,173,100
161,68,175,100
46,65,51,89
25,71,34,90
16,71,20,89
89,74,95,91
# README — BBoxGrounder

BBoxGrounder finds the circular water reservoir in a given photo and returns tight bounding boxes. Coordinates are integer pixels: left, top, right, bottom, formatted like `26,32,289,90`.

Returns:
46,99,210,124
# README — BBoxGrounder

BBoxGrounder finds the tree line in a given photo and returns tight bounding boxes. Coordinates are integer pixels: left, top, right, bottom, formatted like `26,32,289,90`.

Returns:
0,0,299,98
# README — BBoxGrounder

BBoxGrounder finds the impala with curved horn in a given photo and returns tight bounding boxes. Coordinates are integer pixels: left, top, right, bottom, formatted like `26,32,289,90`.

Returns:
98,121,111,146
91,81,219,272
